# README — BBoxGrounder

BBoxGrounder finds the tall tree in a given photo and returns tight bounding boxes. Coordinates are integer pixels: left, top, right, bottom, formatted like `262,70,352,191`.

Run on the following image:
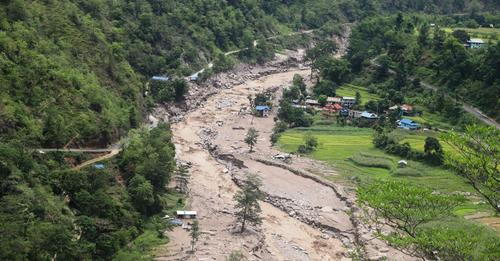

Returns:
292,74,307,96
424,137,444,165
173,79,189,102
306,40,338,78
175,165,190,194
442,125,500,212
127,175,155,214
395,13,404,30
451,30,470,44
319,58,351,85
358,181,464,237
234,174,264,233
355,91,361,106
417,24,430,47
190,220,200,252
358,181,465,259
244,128,259,152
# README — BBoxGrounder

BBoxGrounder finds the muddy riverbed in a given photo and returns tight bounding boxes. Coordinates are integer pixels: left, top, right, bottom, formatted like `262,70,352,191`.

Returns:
153,49,416,260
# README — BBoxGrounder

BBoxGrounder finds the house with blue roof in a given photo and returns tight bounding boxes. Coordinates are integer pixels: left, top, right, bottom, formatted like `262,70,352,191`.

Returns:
189,73,199,81
152,76,169,81
94,163,105,169
398,118,420,130
255,105,271,117
360,111,379,120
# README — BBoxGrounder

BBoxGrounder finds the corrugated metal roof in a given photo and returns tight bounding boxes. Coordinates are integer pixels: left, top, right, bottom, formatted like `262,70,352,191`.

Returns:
305,99,319,104
152,76,169,81
176,210,197,215
468,38,485,44
327,97,342,102
361,111,378,119
400,119,416,124
255,105,270,111
94,163,105,169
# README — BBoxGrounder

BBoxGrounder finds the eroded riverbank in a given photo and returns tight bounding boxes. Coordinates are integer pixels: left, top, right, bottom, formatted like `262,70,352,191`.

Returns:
153,49,417,260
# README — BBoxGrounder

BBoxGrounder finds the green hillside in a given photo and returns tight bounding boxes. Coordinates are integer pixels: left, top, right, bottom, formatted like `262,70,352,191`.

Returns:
0,0,498,260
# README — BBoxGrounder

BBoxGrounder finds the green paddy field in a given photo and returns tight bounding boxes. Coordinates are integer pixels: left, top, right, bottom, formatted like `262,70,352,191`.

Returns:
277,125,492,216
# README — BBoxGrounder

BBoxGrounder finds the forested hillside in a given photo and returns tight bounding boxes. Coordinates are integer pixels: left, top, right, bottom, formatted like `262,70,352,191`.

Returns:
0,0,498,260
2,0,496,146
347,13,500,121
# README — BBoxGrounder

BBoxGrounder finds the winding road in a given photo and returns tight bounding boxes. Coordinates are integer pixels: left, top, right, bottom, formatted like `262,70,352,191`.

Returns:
370,55,500,129
186,29,318,80
35,28,345,172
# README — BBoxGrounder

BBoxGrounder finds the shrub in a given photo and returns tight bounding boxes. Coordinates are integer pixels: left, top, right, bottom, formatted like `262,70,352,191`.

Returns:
270,121,288,145
411,220,500,261
358,181,470,259
297,133,318,154
349,153,393,169
297,144,309,154
386,142,412,158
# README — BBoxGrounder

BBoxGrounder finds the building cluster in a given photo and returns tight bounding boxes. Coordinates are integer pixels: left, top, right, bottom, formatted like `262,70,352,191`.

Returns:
293,96,422,130
295,96,357,110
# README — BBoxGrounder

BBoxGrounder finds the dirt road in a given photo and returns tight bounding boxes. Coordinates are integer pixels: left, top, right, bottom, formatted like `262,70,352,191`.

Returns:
71,149,120,170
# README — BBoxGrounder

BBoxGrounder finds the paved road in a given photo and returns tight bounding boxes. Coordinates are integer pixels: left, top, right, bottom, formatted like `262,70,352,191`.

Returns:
370,56,500,129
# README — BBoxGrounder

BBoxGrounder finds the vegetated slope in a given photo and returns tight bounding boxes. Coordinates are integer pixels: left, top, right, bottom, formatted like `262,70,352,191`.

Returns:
347,13,500,122
0,1,143,148
1,1,496,147
0,0,497,260
1,0,312,149
0,1,349,260
0,122,177,260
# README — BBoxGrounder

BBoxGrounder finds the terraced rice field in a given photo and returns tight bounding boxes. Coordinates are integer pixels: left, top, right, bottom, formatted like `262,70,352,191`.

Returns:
277,125,492,215
336,84,380,105
443,27,500,42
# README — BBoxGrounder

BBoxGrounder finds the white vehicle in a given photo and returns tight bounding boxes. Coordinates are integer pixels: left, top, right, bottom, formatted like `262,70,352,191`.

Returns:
273,154,291,160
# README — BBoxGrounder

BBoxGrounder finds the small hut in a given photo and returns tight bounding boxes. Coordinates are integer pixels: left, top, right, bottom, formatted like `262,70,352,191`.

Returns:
176,210,197,219
398,160,408,168
255,105,271,117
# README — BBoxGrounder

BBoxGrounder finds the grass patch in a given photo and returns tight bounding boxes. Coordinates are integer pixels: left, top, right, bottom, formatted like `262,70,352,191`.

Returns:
277,125,494,216
454,201,493,217
113,191,185,260
392,129,456,154
443,27,500,42
406,109,458,130
349,152,393,170
392,167,422,177
162,189,185,215
113,229,168,261
336,84,380,105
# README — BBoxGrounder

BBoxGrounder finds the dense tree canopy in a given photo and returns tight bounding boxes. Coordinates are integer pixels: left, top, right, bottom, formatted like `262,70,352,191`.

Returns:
0,0,498,259
346,13,500,121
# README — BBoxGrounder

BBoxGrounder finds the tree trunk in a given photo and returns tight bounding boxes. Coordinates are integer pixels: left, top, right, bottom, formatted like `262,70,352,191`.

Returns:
240,218,246,233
